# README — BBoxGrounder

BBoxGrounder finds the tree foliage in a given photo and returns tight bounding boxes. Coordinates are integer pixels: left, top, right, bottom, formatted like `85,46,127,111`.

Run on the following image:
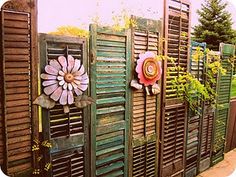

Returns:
49,26,89,38
193,0,235,50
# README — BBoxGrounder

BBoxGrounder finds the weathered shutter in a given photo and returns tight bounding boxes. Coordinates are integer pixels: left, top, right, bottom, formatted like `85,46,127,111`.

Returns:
185,41,206,177
0,0,37,176
40,34,89,177
89,25,131,177
211,43,235,165
198,51,219,173
130,16,162,177
160,0,190,176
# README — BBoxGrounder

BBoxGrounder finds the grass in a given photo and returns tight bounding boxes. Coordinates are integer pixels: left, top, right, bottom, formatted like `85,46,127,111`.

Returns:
231,75,236,98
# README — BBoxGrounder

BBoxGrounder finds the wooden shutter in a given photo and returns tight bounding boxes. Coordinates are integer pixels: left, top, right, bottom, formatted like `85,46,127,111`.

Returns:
160,0,191,176
0,0,38,176
198,51,219,173
39,34,89,177
89,25,131,177
130,16,162,177
211,43,235,165
185,41,206,177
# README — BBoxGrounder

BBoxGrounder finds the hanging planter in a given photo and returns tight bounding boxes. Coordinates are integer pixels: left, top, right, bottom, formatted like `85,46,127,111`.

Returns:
34,55,94,113
131,51,162,95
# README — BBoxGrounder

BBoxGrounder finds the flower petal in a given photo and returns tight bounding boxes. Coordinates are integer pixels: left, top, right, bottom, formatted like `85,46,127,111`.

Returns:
59,70,65,76
45,65,59,75
62,66,67,73
71,82,78,89
81,73,88,80
68,83,73,91
42,80,58,87
138,53,145,60
59,90,67,105
41,73,57,80
50,86,63,101
71,59,81,73
67,55,75,73
58,56,67,68
74,76,82,80
74,80,81,85
75,73,89,84
74,88,83,96
68,90,74,105
57,76,64,81
44,83,58,95
59,80,65,86
145,51,155,58
78,84,88,91
49,59,61,71
63,82,68,90
80,78,89,84
74,65,85,76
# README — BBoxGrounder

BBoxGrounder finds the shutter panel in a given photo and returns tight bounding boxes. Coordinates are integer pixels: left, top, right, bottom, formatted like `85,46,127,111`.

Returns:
40,34,89,177
185,41,206,177
160,0,190,176
0,0,36,175
130,16,161,177
198,51,219,172
211,43,235,165
89,25,131,177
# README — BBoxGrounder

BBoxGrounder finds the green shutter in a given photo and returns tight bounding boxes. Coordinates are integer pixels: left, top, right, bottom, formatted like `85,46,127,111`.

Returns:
130,16,161,177
211,43,235,165
185,41,206,176
39,34,89,177
89,25,131,177
199,51,219,172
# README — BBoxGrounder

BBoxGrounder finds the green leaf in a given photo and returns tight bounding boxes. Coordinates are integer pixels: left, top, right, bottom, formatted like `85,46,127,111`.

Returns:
75,95,95,108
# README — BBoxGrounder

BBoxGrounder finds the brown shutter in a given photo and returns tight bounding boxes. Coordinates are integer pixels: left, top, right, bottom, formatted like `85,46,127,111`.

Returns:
130,16,162,177
160,0,191,176
0,0,38,176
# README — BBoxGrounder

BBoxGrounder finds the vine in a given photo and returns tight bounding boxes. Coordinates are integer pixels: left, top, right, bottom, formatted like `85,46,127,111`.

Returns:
155,45,233,115
32,139,52,175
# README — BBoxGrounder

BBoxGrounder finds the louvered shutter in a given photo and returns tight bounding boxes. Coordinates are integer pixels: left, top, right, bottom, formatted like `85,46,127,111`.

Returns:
130,16,161,177
0,0,37,176
89,25,131,177
211,43,235,165
160,0,191,176
198,51,219,173
185,41,206,177
40,34,89,177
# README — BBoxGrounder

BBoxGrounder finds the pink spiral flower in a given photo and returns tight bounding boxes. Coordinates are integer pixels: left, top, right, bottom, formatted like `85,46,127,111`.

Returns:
135,51,162,86
41,55,88,105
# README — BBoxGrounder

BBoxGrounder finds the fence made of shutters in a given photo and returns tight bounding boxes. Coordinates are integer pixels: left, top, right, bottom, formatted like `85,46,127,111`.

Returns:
130,16,162,177
160,0,191,176
198,51,219,173
39,34,89,177
211,43,235,165
225,98,236,152
185,41,206,177
0,0,38,176
89,25,131,177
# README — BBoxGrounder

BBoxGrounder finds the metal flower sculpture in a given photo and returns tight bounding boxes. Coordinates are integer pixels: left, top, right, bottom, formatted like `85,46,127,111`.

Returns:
34,55,94,113
131,51,162,95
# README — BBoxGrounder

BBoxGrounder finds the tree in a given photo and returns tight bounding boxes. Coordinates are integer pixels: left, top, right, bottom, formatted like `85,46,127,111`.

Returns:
193,0,235,50
50,26,89,38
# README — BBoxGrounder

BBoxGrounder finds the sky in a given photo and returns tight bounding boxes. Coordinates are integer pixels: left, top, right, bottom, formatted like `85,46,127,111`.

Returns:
37,0,236,33
0,0,236,32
